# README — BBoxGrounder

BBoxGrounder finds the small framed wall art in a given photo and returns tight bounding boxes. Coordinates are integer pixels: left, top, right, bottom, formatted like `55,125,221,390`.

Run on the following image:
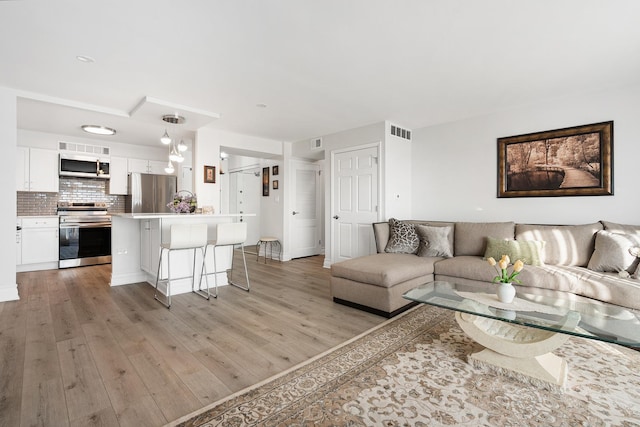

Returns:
262,167,270,196
204,165,216,183
497,121,613,198
272,165,279,175
273,180,279,190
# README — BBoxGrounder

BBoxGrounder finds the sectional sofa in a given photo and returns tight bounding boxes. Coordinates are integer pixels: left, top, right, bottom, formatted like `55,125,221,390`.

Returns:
330,219,640,317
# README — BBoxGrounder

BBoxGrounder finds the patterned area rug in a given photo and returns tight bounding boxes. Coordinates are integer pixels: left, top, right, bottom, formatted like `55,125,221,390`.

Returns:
168,305,640,427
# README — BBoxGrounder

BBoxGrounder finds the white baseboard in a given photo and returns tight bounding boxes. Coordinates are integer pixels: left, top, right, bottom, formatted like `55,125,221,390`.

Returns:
110,271,149,286
0,284,20,302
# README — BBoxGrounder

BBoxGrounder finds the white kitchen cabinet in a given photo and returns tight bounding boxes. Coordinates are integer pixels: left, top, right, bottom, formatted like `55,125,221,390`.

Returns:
20,217,59,267
139,219,160,274
16,147,59,192
109,156,129,195
128,158,174,175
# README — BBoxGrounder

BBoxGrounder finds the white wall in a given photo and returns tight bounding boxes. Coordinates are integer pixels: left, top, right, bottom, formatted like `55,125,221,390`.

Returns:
411,84,640,224
383,122,412,219
194,127,283,212
1,88,19,301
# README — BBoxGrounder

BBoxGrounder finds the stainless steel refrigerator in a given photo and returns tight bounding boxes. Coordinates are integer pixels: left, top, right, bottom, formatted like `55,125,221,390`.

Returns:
127,173,177,213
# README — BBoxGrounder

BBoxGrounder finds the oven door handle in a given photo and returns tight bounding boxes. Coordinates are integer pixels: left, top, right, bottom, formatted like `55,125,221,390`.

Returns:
60,223,112,229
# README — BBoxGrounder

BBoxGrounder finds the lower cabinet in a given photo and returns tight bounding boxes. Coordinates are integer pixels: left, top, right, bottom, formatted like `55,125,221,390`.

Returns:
140,219,160,274
19,217,59,269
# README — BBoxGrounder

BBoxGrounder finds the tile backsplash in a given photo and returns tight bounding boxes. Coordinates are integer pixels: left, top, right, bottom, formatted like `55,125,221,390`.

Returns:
17,177,126,216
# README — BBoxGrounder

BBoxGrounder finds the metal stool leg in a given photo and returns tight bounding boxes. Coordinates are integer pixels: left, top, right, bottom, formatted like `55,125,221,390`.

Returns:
154,248,171,309
229,244,250,291
193,246,211,300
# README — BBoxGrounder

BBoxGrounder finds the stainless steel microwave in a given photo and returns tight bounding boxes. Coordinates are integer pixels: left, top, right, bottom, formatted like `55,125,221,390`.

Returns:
59,153,110,179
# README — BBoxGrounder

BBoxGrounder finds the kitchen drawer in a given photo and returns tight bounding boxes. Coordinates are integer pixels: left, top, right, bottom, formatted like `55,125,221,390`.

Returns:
21,217,59,228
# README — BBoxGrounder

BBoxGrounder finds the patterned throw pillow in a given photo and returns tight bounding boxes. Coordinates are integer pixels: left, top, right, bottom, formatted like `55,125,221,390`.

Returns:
415,225,453,258
484,237,545,266
384,218,419,254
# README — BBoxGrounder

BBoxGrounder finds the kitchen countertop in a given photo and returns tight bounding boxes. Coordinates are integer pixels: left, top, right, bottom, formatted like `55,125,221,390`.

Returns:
112,213,254,219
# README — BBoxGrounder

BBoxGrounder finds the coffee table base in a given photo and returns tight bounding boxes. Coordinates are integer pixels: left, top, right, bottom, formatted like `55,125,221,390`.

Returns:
455,311,580,390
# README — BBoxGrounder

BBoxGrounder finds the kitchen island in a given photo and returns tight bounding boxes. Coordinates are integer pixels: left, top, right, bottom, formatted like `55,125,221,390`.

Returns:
111,213,254,296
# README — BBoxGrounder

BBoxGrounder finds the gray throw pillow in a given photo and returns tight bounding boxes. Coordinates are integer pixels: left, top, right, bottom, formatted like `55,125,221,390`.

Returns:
384,218,419,254
415,225,453,258
587,231,640,273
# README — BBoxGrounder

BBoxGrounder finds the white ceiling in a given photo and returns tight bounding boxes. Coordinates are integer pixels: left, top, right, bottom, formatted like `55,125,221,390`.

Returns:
2,0,640,147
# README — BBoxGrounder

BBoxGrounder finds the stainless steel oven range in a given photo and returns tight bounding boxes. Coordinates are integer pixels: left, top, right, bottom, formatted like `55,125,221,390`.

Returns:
58,202,111,268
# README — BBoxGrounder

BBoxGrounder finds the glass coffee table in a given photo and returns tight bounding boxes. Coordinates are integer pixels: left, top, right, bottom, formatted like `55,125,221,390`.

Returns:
404,281,640,389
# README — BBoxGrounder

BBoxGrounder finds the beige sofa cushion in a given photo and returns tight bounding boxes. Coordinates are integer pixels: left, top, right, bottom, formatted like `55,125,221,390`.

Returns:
515,223,602,267
434,256,640,309
331,253,437,288
454,222,515,256
601,221,640,235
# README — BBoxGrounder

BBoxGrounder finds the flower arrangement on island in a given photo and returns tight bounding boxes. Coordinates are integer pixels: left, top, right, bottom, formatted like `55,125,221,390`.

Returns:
167,191,197,213
487,255,524,284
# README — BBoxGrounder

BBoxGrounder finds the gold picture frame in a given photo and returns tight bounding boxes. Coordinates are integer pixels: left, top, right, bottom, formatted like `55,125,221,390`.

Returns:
204,165,216,183
497,121,613,198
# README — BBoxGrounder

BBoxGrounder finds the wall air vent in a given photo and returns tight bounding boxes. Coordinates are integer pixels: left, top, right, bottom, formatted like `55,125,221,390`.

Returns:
310,137,323,150
59,141,110,156
390,124,411,141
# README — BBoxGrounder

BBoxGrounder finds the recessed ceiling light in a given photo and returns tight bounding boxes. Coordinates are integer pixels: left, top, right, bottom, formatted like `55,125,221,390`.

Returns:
81,125,116,136
76,55,95,63
256,103,267,108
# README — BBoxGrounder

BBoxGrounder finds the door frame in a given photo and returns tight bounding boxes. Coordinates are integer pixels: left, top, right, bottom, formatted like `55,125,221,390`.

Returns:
328,141,383,267
289,160,322,259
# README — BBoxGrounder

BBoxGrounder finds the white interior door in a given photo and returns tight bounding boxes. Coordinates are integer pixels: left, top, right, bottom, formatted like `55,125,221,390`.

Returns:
291,162,321,258
331,145,379,264
230,169,261,248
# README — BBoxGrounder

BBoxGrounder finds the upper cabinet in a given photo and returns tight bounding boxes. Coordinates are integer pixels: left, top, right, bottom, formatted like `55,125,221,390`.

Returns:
128,158,173,176
108,156,128,195
16,147,59,192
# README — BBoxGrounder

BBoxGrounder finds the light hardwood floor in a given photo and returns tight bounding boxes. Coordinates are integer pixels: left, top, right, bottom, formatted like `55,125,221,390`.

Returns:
1,254,384,427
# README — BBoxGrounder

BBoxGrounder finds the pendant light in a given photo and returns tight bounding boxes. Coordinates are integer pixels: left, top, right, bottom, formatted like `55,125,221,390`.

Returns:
164,159,175,174
177,139,187,152
160,129,171,145
169,142,184,163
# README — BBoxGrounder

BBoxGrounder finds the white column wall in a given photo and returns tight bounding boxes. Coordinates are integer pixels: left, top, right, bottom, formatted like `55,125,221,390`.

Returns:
1,88,19,301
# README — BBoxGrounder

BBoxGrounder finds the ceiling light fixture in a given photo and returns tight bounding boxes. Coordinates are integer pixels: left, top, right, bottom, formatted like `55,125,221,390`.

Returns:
81,125,116,136
160,129,171,144
161,114,186,163
162,114,185,125
76,55,95,63
169,144,184,163
164,159,175,174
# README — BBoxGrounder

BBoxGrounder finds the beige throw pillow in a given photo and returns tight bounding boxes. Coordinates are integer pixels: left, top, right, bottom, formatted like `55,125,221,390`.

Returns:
587,231,640,273
415,225,453,258
484,237,545,266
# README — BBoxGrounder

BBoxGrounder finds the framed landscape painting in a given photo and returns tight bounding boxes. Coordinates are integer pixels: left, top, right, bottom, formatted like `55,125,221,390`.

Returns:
497,121,613,198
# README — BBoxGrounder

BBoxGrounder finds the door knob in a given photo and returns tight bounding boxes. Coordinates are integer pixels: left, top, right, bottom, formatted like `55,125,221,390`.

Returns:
333,215,339,219
292,211,300,215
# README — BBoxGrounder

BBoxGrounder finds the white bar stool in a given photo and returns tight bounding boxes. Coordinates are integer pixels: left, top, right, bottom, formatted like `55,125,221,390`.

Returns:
199,222,250,297
154,223,208,308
